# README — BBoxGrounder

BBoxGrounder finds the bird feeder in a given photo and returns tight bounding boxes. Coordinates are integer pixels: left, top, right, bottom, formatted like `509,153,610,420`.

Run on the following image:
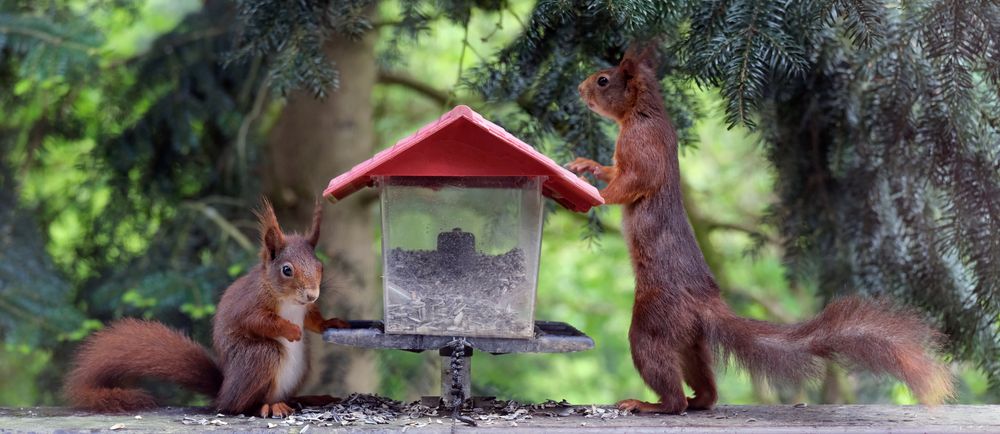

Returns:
378,176,543,338
322,105,602,406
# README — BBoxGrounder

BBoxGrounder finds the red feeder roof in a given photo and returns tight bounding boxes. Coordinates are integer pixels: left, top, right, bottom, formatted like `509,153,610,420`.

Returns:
323,105,604,213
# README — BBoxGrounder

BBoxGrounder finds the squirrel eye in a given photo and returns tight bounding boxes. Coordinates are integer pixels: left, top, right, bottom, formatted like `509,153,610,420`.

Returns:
597,76,609,87
281,264,293,277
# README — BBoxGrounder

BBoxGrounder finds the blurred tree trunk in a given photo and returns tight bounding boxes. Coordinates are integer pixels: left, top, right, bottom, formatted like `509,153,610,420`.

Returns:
263,23,379,395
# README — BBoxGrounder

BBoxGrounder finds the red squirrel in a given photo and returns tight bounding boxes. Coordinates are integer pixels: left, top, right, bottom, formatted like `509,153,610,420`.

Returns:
65,199,350,418
568,46,954,413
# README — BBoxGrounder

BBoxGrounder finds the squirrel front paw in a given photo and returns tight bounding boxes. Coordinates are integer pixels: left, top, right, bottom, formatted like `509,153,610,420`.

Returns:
280,323,302,342
320,318,351,329
566,157,602,175
567,157,612,182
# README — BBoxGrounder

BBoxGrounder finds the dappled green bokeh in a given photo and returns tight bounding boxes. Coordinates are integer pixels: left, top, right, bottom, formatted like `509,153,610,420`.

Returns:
1,0,995,407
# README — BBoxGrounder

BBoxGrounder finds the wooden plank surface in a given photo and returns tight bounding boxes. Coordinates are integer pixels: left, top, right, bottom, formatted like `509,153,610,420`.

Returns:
2,405,999,433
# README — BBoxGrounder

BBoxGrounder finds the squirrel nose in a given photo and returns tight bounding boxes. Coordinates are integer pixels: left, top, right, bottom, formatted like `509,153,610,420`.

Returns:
306,293,318,303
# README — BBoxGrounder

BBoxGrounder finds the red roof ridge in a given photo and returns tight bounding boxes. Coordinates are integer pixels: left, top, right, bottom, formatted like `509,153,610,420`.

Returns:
324,105,604,213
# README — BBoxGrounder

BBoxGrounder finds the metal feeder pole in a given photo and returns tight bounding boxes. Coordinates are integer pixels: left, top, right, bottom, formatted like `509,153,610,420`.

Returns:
439,345,472,408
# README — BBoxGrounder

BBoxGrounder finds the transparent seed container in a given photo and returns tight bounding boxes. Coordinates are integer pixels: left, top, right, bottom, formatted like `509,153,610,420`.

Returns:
378,176,544,339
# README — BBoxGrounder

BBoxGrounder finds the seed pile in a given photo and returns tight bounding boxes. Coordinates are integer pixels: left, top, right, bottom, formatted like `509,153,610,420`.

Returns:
175,395,630,429
292,394,402,426
296,396,581,427
384,246,532,337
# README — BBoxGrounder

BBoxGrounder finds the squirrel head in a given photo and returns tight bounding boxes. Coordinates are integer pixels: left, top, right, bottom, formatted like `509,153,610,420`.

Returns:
578,43,660,122
256,197,324,305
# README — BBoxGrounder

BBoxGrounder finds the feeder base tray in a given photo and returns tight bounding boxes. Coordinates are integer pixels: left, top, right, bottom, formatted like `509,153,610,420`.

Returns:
323,320,593,409
322,320,593,354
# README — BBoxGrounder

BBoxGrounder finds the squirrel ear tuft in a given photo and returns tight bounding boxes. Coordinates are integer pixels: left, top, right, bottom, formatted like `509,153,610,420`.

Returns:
256,197,286,262
307,198,322,248
622,42,661,72
620,57,638,80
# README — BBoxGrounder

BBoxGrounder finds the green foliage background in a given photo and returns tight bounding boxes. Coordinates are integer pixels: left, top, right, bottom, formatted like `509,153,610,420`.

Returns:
0,0,997,407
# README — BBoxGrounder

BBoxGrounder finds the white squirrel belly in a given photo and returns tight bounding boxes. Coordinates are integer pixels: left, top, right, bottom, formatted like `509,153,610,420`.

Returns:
269,301,308,402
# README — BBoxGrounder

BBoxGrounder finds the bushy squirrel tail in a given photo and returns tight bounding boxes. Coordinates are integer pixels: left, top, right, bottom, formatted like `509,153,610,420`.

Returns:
65,318,223,412
707,296,953,405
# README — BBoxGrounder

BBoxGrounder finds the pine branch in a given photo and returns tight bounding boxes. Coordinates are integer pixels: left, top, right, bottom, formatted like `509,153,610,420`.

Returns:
0,13,102,80
0,160,85,345
376,70,451,104
832,0,885,48
0,23,96,53
692,0,809,128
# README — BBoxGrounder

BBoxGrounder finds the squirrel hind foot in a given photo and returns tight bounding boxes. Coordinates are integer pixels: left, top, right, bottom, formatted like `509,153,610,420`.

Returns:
685,395,716,411
617,398,687,414
260,402,295,419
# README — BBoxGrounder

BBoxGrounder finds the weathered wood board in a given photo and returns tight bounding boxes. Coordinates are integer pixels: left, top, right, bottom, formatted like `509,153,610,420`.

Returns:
1,405,998,433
